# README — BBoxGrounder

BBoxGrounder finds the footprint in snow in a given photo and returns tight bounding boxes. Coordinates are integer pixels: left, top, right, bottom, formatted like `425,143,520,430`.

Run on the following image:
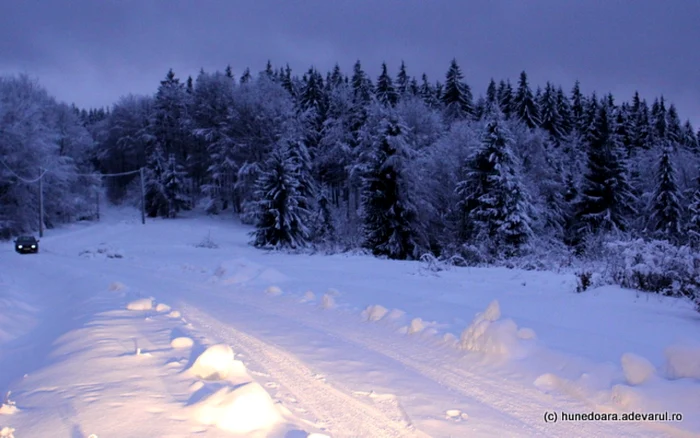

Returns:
265,382,280,389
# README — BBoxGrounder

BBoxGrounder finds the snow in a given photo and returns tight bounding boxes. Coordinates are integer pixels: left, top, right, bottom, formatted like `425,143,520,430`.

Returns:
1,207,699,437
664,344,700,380
621,352,656,385
126,298,153,311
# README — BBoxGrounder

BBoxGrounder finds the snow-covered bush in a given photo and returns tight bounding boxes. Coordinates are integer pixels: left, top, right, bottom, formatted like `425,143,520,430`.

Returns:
604,239,700,307
196,231,219,249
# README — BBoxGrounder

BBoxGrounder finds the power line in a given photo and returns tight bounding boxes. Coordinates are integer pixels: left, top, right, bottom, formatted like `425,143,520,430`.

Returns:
0,160,50,183
0,159,143,180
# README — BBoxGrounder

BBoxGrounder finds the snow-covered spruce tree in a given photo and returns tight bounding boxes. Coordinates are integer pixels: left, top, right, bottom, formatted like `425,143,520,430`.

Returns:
513,71,540,129
162,153,189,218
687,173,700,248
375,62,398,107
647,144,682,241
441,59,473,123
251,146,310,249
144,145,168,217
574,105,637,241
361,112,427,260
456,110,533,257
283,137,316,222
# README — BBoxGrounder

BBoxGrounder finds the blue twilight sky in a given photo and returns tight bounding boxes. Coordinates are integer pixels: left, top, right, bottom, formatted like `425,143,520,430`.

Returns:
0,0,698,126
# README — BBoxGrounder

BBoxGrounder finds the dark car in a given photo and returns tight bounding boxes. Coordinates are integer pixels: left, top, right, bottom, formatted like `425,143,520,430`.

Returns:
14,235,39,254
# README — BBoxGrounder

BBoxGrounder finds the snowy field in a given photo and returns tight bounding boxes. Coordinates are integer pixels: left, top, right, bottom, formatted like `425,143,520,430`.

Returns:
1,206,699,437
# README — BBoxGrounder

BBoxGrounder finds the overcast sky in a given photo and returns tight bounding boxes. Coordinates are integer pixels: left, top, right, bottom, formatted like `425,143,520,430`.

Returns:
1,0,698,126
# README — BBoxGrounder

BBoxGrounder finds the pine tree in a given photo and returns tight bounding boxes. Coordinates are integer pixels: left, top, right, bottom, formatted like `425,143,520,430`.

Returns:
556,86,573,137
375,62,398,106
162,153,189,218
441,59,473,123
497,79,514,117
251,147,310,249
456,110,533,256
648,145,682,240
361,114,425,260
687,173,700,247
145,145,168,217
570,80,586,132
666,104,682,148
240,68,252,84
513,71,540,129
575,105,637,237
681,120,698,151
395,61,409,97
538,82,565,141
419,74,439,109
284,138,316,214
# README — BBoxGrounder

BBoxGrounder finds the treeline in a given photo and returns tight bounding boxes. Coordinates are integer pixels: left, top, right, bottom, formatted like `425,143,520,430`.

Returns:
0,75,98,239
3,60,700,266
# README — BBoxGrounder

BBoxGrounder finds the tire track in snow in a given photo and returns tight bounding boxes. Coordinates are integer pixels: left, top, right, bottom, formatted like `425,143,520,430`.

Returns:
199,288,654,438
177,303,429,438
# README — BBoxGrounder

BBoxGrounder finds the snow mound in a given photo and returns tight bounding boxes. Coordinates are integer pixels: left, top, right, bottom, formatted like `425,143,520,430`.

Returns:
155,303,171,312
189,382,284,434
257,268,289,284
408,318,425,334
621,352,656,385
0,427,15,438
664,344,700,380
79,245,124,259
362,305,388,322
300,291,315,302
167,310,181,318
108,282,126,291
189,344,246,381
126,298,153,311
321,294,335,309
459,300,528,357
265,286,283,296
215,259,261,285
517,327,536,339
171,337,194,349
307,434,331,438
386,309,405,320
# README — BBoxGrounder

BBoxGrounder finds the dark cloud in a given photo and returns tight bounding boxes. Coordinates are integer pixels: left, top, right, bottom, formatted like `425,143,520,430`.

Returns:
1,0,698,124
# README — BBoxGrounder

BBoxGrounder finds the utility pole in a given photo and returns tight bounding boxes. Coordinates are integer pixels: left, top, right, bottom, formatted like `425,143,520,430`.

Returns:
140,167,146,224
39,168,44,237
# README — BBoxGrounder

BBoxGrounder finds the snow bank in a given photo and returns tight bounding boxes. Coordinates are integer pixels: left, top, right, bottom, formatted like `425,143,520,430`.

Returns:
155,303,171,312
126,298,153,311
188,344,248,381
189,382,284,434
459,300,533,357
214,259,289,286
214,259,260,284
621,353,656,385
362,305,388,322
408,318,425,334
664,344,700,380
171,337,194,349
167,310,181,318
0,427,15,438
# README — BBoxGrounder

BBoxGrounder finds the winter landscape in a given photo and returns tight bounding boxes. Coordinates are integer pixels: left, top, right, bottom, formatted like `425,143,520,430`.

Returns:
2,2,700,436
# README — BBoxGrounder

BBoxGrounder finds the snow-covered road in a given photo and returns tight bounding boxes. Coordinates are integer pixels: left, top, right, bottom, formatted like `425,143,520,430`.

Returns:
1,209,698,437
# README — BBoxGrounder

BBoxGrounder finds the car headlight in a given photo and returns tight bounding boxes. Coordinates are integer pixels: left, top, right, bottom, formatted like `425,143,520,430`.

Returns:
31,245,36,248
17,245,22,249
